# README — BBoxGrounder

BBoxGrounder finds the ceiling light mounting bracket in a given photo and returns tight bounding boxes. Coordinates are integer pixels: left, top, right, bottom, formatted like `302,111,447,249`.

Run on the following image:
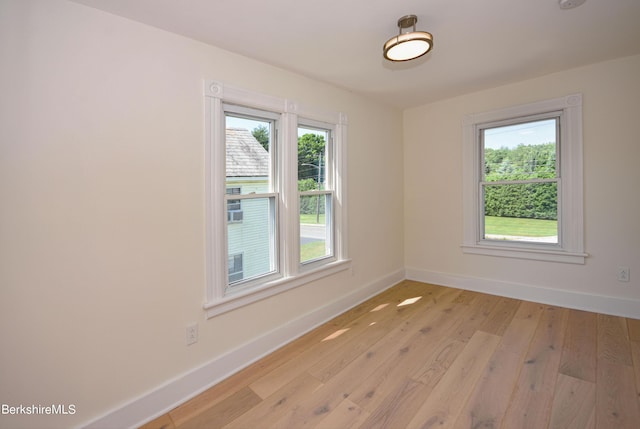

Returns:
397,15,418,32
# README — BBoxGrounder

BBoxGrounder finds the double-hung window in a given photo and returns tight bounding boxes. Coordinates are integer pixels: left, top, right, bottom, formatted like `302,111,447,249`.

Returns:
462,94,587,264
204,81,349,317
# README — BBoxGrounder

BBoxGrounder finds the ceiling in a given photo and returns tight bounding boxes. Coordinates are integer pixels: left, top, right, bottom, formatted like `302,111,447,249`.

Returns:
69,0,640,109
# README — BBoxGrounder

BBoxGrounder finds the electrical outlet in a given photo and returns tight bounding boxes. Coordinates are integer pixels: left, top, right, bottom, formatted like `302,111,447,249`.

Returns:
186,323,198,345
617,266,630,283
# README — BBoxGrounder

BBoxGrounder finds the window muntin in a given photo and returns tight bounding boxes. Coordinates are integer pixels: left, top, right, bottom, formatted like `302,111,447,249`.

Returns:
224,108,279,290
298,124,334,264
479,116,559,245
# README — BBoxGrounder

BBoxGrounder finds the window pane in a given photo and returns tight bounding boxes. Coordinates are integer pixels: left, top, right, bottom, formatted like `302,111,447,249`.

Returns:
226,115,271,194
300,194,332,263
227,196,277,285
483,182,558,243
483,119,557,182
228,254,243,283
298,127,328,190
225,111,277,287
226,187,242,223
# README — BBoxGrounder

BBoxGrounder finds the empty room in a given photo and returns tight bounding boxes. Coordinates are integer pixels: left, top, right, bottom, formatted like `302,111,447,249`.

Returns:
1,0,639,428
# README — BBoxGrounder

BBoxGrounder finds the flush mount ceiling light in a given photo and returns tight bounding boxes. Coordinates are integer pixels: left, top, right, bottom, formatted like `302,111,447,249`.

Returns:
383,15,433,62
558,0,586,9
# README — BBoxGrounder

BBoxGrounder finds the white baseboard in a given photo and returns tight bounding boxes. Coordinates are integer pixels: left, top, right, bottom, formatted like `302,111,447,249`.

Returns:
80,268,405,429
406,267,640,319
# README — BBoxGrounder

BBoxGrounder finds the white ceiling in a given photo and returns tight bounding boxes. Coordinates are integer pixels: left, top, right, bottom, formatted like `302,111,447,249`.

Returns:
70,0,640,109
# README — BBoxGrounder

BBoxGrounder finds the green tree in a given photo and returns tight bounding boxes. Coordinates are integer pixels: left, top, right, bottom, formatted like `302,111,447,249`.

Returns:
298,133,325,182
484,142,557,220
252,125,269,151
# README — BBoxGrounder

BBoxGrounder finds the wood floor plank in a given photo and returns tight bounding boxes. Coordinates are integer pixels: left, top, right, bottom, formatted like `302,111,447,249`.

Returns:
176,386,261,429
311,398,370,429
477,296,521,336
631,340,640,409
355,377,432,429
596,359,640,429
138,414,176,429
404,330,501,429
597,314,632,366
501,305,568,429
409,336,467,392
449,292,501,342
548,373,596,429
559,309,597,382
627,318,640,342
452,300,543,429
222,373,323,429
313,398,369,429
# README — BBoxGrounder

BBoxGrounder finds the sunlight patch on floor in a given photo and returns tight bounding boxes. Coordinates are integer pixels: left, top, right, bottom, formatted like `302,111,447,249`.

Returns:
321,328,350,342
370,303,389,312
397,296,422,307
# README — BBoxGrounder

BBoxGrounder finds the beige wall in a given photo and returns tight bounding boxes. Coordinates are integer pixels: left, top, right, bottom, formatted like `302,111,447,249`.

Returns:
0,1,404,427
404,54,640,308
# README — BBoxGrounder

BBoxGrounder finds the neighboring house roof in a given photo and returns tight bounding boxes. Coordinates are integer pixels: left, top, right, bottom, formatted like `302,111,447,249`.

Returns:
226,128,269,177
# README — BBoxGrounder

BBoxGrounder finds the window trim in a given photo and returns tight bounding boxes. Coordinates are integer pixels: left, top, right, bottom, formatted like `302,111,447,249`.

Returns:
204,80,350,318
462,94,587,264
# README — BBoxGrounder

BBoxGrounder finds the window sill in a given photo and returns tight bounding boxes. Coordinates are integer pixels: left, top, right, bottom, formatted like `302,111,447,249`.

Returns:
204,259,352,318
461,243,587,264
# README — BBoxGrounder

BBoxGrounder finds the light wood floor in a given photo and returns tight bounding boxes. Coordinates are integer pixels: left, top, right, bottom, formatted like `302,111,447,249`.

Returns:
141,280,640,429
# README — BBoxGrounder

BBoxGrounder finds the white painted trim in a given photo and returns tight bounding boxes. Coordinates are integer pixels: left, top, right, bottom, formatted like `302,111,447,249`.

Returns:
406,267,640,319
205,259,352,318
462,94,585,264
80,269,405,429
204,79,349,314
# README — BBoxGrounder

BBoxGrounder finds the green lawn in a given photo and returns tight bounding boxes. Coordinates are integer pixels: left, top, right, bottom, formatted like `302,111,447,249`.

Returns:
299,213,327,261
484,216,557,237
300,213,325,224
300,240,326,262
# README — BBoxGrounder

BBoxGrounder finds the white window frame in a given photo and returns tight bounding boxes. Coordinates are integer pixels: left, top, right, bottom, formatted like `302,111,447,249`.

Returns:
462,94,587,264
204,81,350,318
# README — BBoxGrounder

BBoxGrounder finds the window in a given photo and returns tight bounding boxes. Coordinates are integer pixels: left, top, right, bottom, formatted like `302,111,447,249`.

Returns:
205,81,349,317
462,94,587,264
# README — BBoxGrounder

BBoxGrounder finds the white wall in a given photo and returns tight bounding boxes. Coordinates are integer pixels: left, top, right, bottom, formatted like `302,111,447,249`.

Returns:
404,54,640,316
0,1,405,428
